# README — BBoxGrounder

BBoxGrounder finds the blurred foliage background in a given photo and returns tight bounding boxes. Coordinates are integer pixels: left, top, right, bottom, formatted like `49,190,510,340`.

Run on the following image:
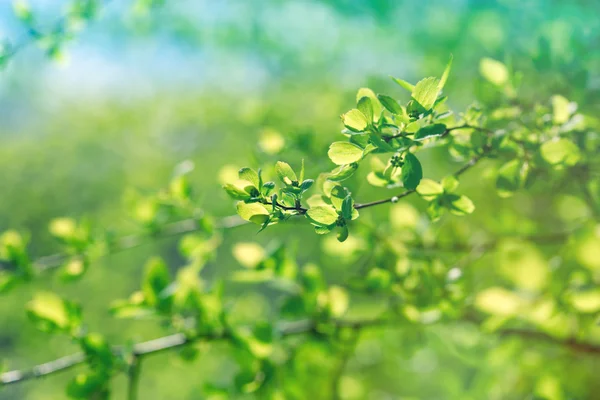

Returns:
1,0,600,399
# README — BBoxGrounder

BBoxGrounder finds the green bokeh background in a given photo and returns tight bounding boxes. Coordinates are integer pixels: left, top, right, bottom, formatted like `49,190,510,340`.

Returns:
1,0,600,399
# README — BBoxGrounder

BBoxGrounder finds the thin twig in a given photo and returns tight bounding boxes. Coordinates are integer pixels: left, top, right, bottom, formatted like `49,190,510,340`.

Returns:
355,145,492,210
127,356,142,400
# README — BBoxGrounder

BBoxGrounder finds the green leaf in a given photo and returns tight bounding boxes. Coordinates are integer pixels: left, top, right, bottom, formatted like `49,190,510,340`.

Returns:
238,167,260,188
496,159,529,198
337,225,349,242
80,332,113,367
479,58,509,86
341,109,369,132
300,179,314,192
328,142,364,165
306,205,339,226
411,77,440,111
475,287,523,316
327,163,358,182
26,292,80,333
438,54,453,91
142,257,171,310
356,88,383,122
401,153,423,190
539,139,581,167
223,184,251,200
357,96,374,123
366,268,392,291
275,161,298,185
391,76,415,92
414,123,446,140
377,94,403,115
314,225,333,235
49,218,77,240
416,179,443,201
341,195,354,220
551,95,571,125
66,372,108,399
236,202,270,225
448,194,475,215
232,242,265,269
441,175,459,193
326,286,349,317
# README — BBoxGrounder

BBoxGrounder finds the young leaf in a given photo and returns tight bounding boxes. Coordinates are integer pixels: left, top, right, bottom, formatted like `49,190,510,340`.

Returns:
496,159,529,198
438,54,453,91
401,153,423,190
357,96,374,123
377,94,403,115
341,195,354,220
26,292,79,333
275,161,297,185
238,167,260,188
356,88,383,121
411,77,440,111
142,257,171,310
223,184,252,200
306,205,339,226
236,202,270,225
300,179,314,192
341,109,369,132
328,142,364,165
337,225,349,242
479,58,508,86
448,195,475,215
391,76,415,92
327,163,359,182
539,139,581,167
551,95,571,125
441,175,459,193
416,179,444,201
414,124,446,140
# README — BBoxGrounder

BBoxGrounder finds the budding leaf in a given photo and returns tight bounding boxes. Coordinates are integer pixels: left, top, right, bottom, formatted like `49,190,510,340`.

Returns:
341,109,369,132
328,142,364,165
416,179,444,201
401,153,423,190
307,206,339,226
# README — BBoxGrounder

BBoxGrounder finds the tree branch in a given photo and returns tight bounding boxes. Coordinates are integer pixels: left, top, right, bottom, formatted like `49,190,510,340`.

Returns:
3,316,600,387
